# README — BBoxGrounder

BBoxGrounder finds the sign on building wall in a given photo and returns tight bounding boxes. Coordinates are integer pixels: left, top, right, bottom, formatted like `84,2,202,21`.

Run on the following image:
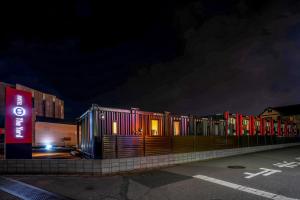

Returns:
5,87,32,159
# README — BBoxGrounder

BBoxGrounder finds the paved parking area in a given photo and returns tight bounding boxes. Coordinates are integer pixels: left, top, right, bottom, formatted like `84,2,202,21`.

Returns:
0,190,20,200
2,146,300,200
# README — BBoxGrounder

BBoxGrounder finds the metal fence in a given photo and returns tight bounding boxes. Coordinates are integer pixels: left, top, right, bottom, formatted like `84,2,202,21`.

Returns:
99,135,299,159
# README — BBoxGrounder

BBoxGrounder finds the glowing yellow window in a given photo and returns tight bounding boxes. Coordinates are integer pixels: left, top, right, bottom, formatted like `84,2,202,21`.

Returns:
174,121,180,136
151,120,159,136
112,121,118,135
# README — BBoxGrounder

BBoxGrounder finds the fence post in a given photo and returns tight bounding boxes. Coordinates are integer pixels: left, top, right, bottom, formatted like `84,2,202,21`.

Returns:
193,134,196,152
143,136,146,157
271,135,273,145
115,135,118,158
101,135,104,159
247,135,249,147
171,135,174,153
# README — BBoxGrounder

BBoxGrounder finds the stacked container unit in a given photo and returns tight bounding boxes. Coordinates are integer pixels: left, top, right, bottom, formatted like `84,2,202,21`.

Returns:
79,105,168,158
170,115,189,136
208,114,226,136
192,117,207,136
134,108,164,136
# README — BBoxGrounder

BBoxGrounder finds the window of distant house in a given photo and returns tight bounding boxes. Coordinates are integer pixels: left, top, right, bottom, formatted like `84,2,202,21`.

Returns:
266,122,270,131
242,120,248,130
230,118,235,125
174,121,180,136
151,120,159,136
112,121,118,135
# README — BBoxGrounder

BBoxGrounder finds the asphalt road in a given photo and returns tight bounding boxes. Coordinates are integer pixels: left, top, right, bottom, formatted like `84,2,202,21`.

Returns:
1,146,300,200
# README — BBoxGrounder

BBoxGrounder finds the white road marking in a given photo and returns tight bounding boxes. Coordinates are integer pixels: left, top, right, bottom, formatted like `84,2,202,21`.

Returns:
0,177,68,200
193,174,299,200
274,161,300,168
244,168,281,179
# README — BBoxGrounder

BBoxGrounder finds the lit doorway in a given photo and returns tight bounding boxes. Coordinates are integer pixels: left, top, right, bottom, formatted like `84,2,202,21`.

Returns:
151,120,159,136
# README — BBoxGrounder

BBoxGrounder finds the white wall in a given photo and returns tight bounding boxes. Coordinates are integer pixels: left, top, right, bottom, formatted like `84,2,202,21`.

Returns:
35,122,76,147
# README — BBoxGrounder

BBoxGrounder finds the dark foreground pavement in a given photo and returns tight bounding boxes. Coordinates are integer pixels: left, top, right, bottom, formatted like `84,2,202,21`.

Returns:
1,146,300,200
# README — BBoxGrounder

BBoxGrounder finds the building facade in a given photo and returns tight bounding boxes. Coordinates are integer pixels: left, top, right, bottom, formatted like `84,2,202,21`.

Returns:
0,82,76,149
0,82,64,126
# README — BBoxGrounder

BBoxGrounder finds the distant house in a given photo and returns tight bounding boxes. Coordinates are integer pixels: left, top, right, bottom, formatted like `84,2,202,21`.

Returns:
260,104,300,133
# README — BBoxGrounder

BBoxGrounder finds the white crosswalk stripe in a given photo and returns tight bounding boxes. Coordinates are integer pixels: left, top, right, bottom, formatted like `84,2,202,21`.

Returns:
193,174,299,200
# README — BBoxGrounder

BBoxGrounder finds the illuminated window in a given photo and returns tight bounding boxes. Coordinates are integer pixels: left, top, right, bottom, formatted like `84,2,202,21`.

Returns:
229,118,235,125
112,121,118,135
174,121,180,136
151,120,159,136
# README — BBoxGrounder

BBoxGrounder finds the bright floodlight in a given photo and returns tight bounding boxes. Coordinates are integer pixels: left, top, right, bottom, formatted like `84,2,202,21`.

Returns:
45,144,53,150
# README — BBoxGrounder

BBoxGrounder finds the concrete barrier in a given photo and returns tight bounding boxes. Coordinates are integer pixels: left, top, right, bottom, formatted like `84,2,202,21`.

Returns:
0,143,299,175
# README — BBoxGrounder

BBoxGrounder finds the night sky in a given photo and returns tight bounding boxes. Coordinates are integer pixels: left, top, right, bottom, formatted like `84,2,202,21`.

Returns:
1,0,300,119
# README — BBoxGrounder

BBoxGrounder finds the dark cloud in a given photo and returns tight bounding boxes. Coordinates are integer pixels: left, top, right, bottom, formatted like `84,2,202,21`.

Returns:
1,0,300,118
92,0,300,115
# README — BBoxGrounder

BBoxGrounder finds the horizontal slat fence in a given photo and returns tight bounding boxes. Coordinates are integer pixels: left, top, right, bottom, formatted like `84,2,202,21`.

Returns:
101,135,299,159
173,136,194,153
102,136,116,159
145,136,172,156
117,136,144,158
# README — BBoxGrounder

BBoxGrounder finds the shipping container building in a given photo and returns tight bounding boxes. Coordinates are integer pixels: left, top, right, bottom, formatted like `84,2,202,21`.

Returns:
78,106,299,159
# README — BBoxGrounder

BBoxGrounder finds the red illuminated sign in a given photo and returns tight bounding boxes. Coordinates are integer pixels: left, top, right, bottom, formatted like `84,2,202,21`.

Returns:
236,113,239,137
239,114,243,136
5,87,32,144
277,118,281,136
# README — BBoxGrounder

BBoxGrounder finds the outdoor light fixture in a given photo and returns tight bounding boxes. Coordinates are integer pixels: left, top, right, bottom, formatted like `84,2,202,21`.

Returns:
45,144,53,150
100,112,105,119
